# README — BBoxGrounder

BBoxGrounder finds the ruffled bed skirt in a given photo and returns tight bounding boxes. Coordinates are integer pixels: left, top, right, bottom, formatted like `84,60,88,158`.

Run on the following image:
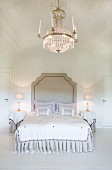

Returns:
14,129,94,154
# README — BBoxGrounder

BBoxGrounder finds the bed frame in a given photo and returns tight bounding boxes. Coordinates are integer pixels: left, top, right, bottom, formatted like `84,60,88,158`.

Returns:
14,73,93,153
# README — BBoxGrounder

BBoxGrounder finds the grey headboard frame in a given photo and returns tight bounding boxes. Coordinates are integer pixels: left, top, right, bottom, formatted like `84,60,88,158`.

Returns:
31,73,77,111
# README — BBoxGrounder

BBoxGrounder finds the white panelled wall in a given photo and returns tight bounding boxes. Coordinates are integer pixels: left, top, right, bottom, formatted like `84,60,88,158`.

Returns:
0,0,112,128
0,46,112,128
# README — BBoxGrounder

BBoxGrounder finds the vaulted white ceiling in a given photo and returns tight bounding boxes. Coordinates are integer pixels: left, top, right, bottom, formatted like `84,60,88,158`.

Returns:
0,0,112,59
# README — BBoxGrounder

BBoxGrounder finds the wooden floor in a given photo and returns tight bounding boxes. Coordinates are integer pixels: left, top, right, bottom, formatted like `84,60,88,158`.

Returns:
0,128,112,170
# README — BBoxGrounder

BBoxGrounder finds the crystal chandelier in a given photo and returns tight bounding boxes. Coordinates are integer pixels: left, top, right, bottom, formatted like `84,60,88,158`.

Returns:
38,0,78,53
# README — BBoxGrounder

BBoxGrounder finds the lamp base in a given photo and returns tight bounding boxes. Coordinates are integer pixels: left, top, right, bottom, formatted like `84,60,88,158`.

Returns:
17,102,21,112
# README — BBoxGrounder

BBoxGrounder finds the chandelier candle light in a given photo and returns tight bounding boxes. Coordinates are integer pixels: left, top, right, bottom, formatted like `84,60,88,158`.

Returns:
38,0,78,53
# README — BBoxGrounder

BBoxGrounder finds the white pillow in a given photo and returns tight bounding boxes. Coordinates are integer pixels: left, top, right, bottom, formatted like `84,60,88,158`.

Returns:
34,101,54,106
35,105,51,116
34,101,55,113
61,107,75,116
57,102,75,114
36,108,50,116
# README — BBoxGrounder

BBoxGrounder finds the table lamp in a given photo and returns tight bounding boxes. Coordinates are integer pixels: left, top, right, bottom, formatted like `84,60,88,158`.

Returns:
84,94,91,112
15,93,24,111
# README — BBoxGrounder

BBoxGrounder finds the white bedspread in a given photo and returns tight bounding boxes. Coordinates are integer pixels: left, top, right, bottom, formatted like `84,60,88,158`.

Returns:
17,114,91,142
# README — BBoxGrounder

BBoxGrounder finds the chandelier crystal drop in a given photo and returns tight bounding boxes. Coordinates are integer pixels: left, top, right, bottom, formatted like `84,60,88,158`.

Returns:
38,0,78,53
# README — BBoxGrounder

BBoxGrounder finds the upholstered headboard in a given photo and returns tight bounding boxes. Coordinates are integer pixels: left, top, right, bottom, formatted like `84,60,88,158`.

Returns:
31,73,77,111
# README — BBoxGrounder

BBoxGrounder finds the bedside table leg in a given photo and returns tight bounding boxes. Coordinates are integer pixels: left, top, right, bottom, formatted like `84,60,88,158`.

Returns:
91,122,96,132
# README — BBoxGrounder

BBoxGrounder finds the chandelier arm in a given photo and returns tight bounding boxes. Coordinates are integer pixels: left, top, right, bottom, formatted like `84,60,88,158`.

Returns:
72,30,76,34
37,34,45,39
44,32,77,40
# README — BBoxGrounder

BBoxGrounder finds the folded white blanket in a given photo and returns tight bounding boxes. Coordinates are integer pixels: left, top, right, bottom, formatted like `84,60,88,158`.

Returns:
17,115,91,142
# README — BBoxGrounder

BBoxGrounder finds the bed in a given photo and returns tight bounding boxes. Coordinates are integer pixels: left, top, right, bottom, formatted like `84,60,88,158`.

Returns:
14,73,93,153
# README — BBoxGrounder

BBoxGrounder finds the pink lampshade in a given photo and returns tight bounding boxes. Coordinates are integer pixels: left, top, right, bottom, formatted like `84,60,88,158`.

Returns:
84,94,91,100
15,93,24,100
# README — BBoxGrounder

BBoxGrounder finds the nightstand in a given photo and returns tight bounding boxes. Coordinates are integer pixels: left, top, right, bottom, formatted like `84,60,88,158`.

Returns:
9,110,26,133
79,110,96,132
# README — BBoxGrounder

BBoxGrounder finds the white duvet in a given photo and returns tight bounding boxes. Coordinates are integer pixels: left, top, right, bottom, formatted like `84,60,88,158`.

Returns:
17,114,91,142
